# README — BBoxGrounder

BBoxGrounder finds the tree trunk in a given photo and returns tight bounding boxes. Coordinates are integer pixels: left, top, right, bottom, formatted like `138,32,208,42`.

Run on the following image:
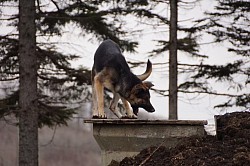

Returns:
169,0,178,120
18,0,38,165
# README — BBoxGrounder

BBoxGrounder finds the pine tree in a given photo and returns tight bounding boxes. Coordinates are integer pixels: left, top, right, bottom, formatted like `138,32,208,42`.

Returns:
169,0,178,119
185,0,250,110
0,0,92,127
18,0,38,165
138,0,205,119
136,0,249,112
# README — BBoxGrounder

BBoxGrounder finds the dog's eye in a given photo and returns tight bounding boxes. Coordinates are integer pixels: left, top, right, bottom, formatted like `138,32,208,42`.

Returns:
138,99,145,104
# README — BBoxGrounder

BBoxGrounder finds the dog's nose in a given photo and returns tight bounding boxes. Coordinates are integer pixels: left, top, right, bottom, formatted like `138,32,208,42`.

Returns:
146,105,155,113
148,108,155,113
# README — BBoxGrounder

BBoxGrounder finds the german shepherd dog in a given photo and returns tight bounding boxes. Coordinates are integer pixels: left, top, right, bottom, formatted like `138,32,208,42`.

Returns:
91,39,155,119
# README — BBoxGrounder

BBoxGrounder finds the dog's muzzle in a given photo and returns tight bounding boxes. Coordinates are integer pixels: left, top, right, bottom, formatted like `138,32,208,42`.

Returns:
146,106,155,113
132,104,155,115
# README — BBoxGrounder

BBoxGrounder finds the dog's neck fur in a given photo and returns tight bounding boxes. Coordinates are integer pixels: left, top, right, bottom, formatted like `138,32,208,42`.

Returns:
116,71,141,99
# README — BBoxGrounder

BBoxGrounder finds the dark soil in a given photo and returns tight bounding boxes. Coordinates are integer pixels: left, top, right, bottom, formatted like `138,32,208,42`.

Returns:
109,112,250,166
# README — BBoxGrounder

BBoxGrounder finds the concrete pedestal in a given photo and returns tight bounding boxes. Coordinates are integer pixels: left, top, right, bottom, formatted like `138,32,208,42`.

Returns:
84,119,207,166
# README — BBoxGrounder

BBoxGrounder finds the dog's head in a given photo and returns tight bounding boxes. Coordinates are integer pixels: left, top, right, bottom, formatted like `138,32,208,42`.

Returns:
127,81,155,115
126,60,155,115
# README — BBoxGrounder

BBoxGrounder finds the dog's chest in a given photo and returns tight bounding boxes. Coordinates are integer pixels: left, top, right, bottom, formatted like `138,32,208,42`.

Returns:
99,67,120,92
103,79,115,91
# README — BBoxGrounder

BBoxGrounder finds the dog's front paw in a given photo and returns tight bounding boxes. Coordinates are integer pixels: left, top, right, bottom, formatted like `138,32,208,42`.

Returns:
92,113,107,119
128,114,138,119
122,114,138,119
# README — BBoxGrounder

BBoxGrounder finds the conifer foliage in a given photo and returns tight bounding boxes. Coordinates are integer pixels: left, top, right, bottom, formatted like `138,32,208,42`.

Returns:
189,0,250,109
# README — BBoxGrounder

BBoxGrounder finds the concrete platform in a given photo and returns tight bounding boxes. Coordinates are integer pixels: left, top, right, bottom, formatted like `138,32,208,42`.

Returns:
84,119,207,166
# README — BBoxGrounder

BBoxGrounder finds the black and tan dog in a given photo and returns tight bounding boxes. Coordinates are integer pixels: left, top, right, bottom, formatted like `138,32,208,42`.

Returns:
91,39,155,119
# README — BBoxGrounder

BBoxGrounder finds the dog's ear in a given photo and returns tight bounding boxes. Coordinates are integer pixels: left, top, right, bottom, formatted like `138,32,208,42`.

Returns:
143,81,154,89
131,84,145,95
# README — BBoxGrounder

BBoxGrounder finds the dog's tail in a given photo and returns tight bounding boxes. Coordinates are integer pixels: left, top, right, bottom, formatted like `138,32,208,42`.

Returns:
137,60,152,81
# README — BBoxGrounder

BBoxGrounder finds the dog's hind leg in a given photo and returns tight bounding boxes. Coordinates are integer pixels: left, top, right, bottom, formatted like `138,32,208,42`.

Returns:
109,93,123,118
120,97,137,119
93,75,106,118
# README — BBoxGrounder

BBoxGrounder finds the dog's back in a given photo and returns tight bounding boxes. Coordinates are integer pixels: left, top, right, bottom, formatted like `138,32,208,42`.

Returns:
93,39,130,74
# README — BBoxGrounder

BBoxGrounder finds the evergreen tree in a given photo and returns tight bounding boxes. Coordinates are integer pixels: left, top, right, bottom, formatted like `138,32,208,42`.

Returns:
18,0,38,165
137,0,205,118
169,0,178,119
184,0,250,110
137,0,249,112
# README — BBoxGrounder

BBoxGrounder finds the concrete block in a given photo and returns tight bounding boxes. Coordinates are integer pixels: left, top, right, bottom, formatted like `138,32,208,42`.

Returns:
84,119,207,166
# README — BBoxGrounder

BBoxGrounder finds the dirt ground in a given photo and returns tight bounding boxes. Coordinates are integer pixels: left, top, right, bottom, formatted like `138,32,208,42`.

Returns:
109,112,250,166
